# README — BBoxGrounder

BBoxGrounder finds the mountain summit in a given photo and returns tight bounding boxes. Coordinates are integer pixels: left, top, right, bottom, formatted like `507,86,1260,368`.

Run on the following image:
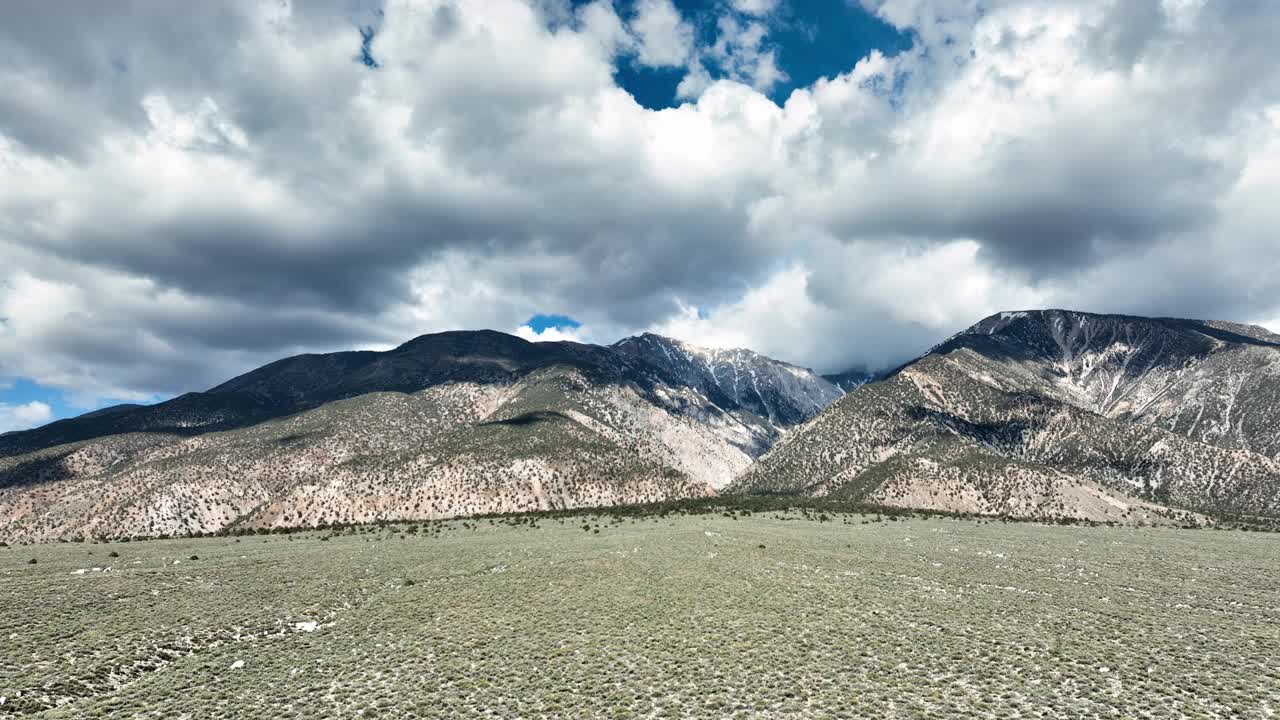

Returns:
611,333,842,449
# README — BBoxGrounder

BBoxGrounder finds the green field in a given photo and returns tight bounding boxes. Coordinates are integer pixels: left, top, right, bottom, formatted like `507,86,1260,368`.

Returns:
4,511,1279,719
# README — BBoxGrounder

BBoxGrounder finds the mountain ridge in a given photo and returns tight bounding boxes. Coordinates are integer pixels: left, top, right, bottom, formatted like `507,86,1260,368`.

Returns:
0,330,842,541
738,308,1280,521
1,330,841,459
3,310,1280,541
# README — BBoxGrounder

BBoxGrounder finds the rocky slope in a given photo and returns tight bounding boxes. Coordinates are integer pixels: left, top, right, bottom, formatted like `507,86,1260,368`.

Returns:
0,331,840,541
929,311,1280,459
611,333,843,453
735,310,1280,522
822,368,880,393
7,310,1279,540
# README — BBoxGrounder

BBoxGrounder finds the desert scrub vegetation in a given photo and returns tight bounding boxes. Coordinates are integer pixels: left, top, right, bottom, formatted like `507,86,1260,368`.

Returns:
2,511,1278,718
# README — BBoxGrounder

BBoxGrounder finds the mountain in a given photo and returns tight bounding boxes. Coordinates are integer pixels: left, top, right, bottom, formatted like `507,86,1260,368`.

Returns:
929,311,1280,459
0,331,840,541
822,368,881,393
734,310,1280,522
73,403,146,420
611,333,843,452
7,310,1279,540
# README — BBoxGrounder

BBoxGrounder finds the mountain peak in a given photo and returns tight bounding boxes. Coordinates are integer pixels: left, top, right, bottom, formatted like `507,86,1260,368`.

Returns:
613,331,677,346
965,309,1130,334
614,332,785,365
954,309,1280,350
615,332,706,350
393,328,533,352
611,332,842,436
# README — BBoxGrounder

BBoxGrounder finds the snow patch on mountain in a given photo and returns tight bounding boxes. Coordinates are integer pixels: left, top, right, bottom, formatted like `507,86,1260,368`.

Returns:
612,333,843,455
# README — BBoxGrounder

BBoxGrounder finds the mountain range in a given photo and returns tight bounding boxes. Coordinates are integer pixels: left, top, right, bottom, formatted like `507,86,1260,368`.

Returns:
2,309,1279,541
0,332,839,541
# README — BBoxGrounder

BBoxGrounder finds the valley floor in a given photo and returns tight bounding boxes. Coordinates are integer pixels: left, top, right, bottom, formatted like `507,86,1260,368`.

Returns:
3,513,1278,719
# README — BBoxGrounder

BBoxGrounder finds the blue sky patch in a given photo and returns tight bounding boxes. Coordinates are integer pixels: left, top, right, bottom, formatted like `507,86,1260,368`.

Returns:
358,25,381,68
614,64,688,111
526,314,583,333
0,378,73,426
602,0,913,109
0,378,159,429
768,1,912,97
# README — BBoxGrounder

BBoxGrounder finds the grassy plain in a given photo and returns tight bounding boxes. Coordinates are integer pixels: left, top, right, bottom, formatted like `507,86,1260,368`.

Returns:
3,510,1278,719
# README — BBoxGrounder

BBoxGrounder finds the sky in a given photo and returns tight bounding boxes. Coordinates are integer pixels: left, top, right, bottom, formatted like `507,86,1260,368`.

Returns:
2,0,1280,431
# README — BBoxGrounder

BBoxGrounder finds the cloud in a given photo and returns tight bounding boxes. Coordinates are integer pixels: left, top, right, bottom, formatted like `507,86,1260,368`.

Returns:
514,324,586,343
702,15,788,94
623,0,788,98
577,0,633,57
655,240,1045,372
629,0,694,67
1,0,1279,405
0,401,52,433
732,0,781,16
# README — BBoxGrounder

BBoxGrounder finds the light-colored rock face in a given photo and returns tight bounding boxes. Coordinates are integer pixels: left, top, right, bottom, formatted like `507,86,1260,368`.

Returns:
736,310,1280,523
0,332,834,542
611,333,843,455
939,310,1280,460
0,376,729,541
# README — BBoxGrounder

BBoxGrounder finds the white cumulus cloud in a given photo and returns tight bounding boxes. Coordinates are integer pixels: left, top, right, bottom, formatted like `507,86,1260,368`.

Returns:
629,0,693,67
0,401,52,433
0,0,1278,403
